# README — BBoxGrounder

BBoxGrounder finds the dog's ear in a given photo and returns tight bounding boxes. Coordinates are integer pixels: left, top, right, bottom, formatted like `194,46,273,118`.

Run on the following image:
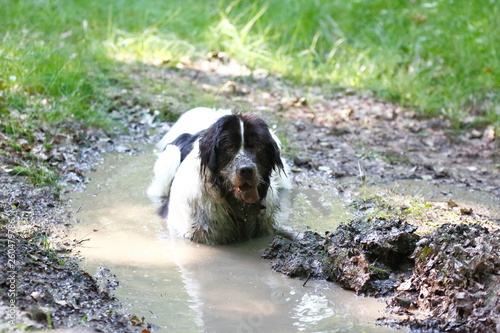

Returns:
199,125,219,180
268,138,284,172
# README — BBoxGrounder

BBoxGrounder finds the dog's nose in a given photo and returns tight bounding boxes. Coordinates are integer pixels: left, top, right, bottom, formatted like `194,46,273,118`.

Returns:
239,165,255,178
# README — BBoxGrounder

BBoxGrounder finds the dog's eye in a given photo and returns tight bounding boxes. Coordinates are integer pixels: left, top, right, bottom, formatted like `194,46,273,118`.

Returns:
225,147,236,153
246,144,263,153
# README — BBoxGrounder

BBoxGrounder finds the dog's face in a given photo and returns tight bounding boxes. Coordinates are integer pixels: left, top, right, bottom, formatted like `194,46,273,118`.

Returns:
199,114,283,204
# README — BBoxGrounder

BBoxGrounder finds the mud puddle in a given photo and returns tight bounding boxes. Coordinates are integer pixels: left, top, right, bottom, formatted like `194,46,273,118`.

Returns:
69,150,399,332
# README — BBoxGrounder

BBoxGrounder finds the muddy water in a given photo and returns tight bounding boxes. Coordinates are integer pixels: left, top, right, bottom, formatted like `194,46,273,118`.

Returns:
69,150,398,333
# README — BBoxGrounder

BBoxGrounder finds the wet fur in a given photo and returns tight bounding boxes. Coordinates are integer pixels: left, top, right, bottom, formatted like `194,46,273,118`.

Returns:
148,108,291,244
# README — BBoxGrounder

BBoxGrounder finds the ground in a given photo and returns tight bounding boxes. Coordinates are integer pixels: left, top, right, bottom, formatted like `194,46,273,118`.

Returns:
0,55,498,332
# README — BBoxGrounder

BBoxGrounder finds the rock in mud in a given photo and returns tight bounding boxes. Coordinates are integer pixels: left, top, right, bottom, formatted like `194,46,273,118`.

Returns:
262,231,327,279
263,216,420,296
387,223,500,333
324,217,419,295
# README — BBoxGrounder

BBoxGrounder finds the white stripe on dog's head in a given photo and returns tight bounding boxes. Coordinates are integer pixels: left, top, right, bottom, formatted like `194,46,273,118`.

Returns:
237,119,245,155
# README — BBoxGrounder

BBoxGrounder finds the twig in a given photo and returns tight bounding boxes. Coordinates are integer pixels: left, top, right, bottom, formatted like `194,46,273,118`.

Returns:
74,238,90,245
302,272,312,287
275,227,303,241
357,160,365,181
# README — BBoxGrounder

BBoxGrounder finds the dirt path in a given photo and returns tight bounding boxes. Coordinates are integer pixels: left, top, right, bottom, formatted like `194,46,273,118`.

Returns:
1,55,498,332
185,57,499,197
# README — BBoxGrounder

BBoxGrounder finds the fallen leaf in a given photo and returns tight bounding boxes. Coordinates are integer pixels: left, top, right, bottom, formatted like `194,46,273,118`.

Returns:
221,80,237,94
459,207,473,215
411,13,427,24
291,96,307,107
397,280,413,291
482,125,495,142
130,315,145,326
30,291,43,302
468,129,482,139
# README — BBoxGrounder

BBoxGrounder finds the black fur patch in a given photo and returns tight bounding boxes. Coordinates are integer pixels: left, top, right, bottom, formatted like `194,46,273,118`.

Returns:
199,115,242,184
170,131,202,162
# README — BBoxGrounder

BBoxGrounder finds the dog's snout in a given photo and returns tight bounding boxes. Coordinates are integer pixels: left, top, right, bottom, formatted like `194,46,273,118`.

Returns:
239,165,255,179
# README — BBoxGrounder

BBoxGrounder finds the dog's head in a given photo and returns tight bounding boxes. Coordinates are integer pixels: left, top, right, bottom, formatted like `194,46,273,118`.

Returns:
199,114,284,204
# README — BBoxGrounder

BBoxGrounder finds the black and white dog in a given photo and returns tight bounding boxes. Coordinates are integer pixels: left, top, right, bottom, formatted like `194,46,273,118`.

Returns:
148,108,291,244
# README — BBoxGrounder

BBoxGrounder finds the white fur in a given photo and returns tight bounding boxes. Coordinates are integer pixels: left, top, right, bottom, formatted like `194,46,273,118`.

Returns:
148,108,291,243
166,143,204,238
146,145,181,199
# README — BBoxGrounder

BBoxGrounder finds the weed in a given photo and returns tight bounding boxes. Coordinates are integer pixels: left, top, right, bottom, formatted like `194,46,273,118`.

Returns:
369,266,390,279
47,313,54,329
207,2,272,67
9,164,59,187
14,324,31,331
403,202,433,218
419,245,433,261
211,0,498,129
33,232,65,264
105,27,196,65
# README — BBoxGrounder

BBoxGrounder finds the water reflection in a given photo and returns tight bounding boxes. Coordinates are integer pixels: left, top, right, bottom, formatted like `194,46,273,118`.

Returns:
293,293,335,330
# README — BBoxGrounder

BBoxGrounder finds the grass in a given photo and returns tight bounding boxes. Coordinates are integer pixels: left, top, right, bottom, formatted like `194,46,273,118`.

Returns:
9,164,59,186
1,0,498,127
210,0,499,126
0,0,498,184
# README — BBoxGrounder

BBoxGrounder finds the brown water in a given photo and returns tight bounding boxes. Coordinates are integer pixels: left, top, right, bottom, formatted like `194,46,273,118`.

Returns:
69,150,398,333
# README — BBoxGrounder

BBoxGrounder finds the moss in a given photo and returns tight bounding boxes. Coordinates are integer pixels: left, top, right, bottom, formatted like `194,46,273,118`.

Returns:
418,245,433,261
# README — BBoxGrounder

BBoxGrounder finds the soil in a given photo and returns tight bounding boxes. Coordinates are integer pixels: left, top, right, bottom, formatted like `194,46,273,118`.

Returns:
264,216,420,297
1,54,499,332
0,129,154,332
264,220,499,332
388,223,500,332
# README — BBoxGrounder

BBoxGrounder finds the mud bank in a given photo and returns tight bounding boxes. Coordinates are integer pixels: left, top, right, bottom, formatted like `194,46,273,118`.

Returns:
264,217,500,332
0,106,154,331
0,161,151,332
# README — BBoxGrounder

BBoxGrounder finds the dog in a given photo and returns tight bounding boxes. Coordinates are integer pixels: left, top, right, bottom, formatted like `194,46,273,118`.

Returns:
148,107,291,244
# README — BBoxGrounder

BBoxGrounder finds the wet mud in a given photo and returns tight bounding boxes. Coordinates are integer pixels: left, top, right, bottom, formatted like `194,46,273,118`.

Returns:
264,216,419,297
0,102,154,332
264,216,500,332
388,223,500,332
0,175,148,332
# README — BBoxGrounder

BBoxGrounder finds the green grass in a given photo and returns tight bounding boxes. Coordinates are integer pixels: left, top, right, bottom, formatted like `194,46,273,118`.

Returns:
1,0,498,145
9,164,59,186
209,0,499,126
